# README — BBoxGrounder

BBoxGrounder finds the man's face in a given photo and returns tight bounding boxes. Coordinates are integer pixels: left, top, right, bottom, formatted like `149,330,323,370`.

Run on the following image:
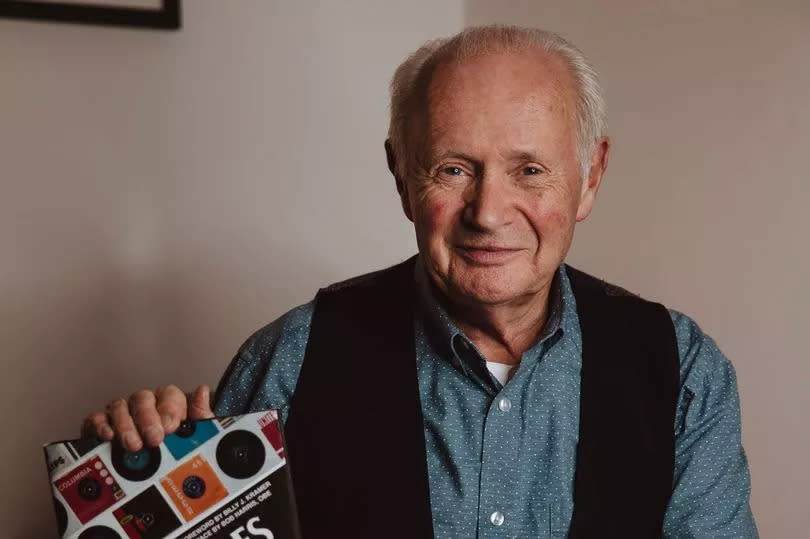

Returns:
398,49,604,307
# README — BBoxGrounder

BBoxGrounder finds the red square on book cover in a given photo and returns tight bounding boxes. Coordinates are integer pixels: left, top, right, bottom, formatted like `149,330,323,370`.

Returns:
258,410,285,458
55,455,125,524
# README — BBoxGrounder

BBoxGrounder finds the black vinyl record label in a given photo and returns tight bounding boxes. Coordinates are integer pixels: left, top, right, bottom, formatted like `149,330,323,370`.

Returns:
111,444,161,482
174,419,197,438
215,430,266,479
78,525,122,539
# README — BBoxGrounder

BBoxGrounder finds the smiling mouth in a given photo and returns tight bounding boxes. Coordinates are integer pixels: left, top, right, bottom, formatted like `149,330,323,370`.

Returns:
454,245,523,265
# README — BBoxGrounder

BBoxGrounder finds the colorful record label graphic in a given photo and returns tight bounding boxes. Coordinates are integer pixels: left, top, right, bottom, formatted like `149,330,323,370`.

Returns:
111,444,161,482
164,419,218,461
161,454,227,522
215,430,266,479
113,485,182,539
258,410,285,458
55,455,125,524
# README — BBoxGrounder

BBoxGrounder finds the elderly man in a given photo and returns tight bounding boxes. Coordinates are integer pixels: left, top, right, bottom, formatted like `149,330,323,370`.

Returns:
83,26,757,538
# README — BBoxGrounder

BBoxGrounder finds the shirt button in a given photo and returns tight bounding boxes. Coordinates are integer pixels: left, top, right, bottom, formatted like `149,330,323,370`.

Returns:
490,511,505,526
498,397,512,412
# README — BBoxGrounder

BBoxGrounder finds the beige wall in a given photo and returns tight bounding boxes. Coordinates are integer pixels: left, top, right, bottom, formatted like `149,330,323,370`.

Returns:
0,1,806,537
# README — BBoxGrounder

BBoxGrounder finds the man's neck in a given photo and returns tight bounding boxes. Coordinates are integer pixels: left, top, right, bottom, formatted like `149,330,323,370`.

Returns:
442,284,552,366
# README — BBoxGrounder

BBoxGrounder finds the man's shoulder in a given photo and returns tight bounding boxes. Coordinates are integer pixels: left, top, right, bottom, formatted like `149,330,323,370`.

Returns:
239,257,417,356
563,265,734,381
563,264,641,299
321,266,395,293
666,308,736,391
237,300,316,360
214,300,316,415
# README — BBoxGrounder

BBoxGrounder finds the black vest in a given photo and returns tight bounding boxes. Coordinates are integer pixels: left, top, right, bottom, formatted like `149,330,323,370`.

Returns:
285,256,679,538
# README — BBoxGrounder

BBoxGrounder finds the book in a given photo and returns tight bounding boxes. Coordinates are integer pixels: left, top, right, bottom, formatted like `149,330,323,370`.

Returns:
44,410,302,539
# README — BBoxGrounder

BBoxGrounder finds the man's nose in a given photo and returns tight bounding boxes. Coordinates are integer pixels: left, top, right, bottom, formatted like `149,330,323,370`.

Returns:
462,175,515,231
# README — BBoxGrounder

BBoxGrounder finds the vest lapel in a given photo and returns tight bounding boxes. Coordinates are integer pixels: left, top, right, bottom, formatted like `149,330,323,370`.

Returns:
285,256,433,539
567,267,679,538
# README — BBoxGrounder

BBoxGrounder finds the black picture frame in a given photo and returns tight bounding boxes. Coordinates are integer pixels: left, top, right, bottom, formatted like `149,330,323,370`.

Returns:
0,0,180,30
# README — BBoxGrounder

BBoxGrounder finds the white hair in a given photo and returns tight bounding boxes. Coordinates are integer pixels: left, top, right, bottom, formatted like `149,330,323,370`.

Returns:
388,25,607,180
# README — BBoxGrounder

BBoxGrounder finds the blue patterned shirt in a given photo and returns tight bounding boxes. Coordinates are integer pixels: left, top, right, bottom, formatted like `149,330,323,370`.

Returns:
214,261,757,538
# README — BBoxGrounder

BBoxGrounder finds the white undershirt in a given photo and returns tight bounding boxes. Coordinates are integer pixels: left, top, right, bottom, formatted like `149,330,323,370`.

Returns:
485,361,518,386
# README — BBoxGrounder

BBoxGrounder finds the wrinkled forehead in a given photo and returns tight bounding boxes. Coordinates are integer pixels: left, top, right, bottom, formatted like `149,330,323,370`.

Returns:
430,48,573,100
413,49,578,153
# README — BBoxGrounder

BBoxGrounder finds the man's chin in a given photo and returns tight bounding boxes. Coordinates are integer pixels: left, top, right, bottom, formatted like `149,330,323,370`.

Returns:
448,279,526,307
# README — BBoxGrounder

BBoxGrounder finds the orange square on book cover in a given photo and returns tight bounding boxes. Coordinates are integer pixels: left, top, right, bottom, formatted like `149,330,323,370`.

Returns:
160,454,227,522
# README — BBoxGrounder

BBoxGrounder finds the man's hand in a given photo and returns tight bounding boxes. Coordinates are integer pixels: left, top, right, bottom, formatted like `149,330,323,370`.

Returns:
81,384,215,452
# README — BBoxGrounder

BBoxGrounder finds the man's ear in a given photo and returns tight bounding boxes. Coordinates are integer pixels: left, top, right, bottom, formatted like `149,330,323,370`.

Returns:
576,136,610,222
385,139,414,222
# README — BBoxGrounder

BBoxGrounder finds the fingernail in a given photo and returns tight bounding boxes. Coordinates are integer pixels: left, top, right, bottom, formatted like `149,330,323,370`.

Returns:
123,432,141,451
143,424,164,446
161,414,173,431
100,426,114,439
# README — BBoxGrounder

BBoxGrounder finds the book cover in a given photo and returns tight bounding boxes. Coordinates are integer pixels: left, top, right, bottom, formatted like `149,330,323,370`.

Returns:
44,410,302,539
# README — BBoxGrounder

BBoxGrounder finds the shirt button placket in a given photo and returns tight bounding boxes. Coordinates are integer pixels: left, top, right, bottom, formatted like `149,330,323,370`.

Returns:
479,392,518,537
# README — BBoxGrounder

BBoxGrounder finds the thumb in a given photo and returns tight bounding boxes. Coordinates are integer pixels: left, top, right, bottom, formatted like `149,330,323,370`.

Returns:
188,385,215,420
